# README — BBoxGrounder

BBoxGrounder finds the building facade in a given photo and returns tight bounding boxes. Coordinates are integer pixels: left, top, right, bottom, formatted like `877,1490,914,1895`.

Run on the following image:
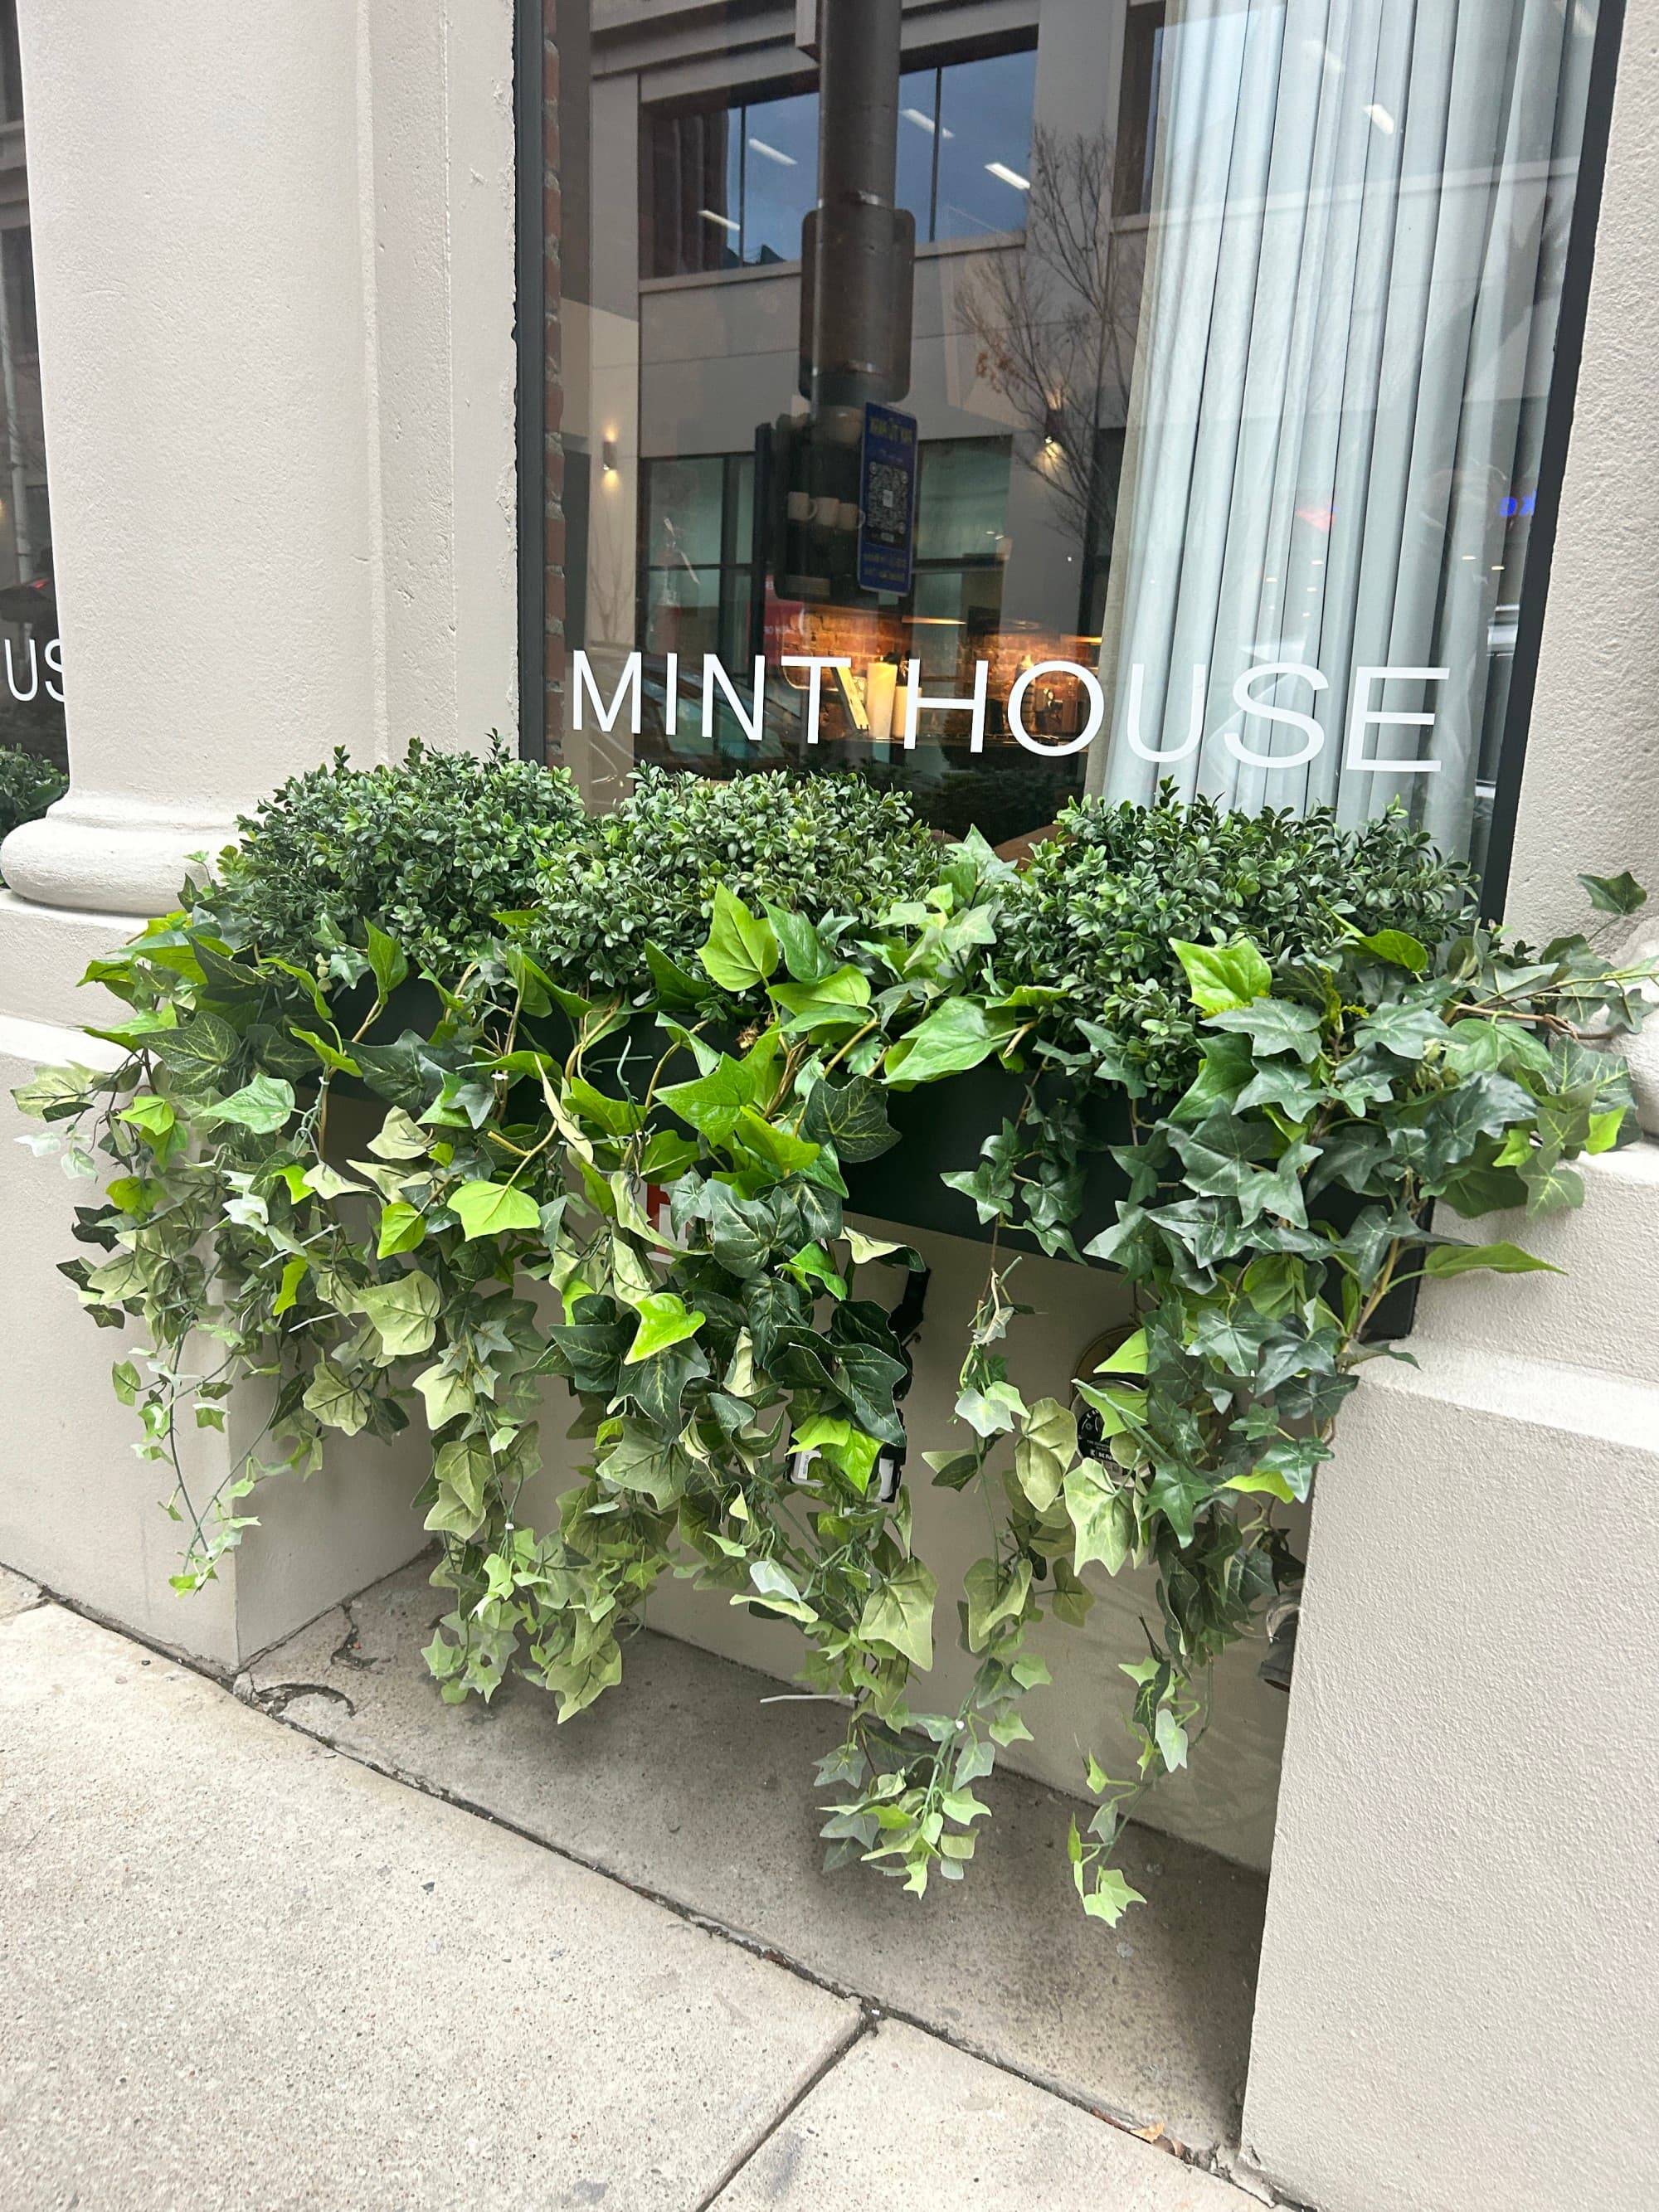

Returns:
0,5,1655,2209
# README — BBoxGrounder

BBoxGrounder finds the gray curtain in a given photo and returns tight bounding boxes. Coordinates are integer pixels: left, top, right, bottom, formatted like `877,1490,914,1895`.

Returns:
1092,0,1597,856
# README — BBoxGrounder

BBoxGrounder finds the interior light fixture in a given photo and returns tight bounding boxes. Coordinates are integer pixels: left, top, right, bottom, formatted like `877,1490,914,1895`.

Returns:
1363,102,1397,134
902,106,936,133
747,137,796,166
985,161,1030,191
699,208,740,234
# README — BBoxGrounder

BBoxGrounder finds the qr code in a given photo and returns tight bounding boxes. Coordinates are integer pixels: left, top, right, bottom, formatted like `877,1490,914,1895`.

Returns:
867,462,910,532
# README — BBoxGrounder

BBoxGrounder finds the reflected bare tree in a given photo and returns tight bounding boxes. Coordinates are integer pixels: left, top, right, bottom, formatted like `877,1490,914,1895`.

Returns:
957,129,1146,550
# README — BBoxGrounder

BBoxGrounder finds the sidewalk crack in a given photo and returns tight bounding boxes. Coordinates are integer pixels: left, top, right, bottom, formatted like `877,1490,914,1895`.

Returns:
689,2004,874,2212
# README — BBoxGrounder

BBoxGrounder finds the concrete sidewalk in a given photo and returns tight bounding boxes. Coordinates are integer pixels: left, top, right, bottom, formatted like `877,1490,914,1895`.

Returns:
0,1573,1258,2210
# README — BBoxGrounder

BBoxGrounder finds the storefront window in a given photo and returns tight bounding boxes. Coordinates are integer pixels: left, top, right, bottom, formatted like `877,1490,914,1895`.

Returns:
542,0,1608,867
0,0,61,770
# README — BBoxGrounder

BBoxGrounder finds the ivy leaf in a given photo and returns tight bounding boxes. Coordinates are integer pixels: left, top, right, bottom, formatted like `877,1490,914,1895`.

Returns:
858,1558,937,1669
117,1095,176,1139
293,1028,362,1077
644,940,708,1009
883,999,999,1088
1351,927,1429,974
356,1270,440,1360
699,884,780,993
625,1291,707,1364
599,1419,689,1509
1079,1867,1146,1926
450,1181,542,1242
1014,1397,1078,1512
1579,869,1647,916
765,904,834,984
963,1555,1031,1652
801,1075,898,1163
149,1010,239,1083
771,965,871,1035
1422,1238,1561,1279
659,1049,772,1145
197,1074,296,1135
1170,936,1272,1014
367,1106,431,1160
364,921,410,999
302,1359,372,1437
273,1255,309,1315
1204,999,1323,1064
1063,1461,1132,1576
377,1200,426,1257
413,1362,474,1431
955,1378,1025,1437
1154,1707,1190,1772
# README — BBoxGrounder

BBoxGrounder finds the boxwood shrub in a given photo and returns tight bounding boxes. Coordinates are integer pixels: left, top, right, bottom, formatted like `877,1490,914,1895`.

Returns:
192,737,586,970
999,788,1477,1094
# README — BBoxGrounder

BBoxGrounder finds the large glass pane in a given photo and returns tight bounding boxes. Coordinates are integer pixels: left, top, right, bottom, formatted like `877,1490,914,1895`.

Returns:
934,50,1040,241
741,92,818,265
550,0,1608,859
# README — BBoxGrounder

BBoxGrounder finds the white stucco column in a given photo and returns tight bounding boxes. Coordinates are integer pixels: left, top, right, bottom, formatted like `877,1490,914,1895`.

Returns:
0,1,516,1668
0,0,518,914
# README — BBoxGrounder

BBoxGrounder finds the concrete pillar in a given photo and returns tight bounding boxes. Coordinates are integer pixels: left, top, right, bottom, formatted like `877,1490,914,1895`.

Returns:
1240,18,1659,2206
0,0,516,1667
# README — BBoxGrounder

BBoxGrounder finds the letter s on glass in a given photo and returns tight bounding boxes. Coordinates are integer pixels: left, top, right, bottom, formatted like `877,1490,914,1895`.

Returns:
1223,662,1327,769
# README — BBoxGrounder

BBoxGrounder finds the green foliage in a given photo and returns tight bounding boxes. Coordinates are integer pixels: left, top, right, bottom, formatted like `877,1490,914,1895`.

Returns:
527,766,941,995
192,737,585,970
0,743,68,849
999,786,1476,1095
20,751,1657,1933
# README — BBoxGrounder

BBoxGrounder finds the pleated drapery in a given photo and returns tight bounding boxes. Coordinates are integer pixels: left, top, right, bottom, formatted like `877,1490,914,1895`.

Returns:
1092,0,1598,856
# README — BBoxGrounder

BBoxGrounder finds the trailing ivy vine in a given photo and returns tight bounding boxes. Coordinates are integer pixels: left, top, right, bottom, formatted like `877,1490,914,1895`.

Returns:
17,757,1657,1925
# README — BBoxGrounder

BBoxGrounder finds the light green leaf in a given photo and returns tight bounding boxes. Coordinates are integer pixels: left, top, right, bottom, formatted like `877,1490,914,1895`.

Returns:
1079,1868,1146,1925
273,1255,309,1316
964,1555,1031,1652
1421,1239,1562,1279
770,964,871,1034
699,883,781,993
450,1180,542,1242
197,1075,295,1135
858,1557,937,1669
357,1269,440,1360
117,1095,175,1138
377,1200,426,1257
413,1363,474,1431
304,1161,364,1202
1014,1397,1078,1512
625,1291,707,1364
1171,936,1272,1015
364,921,410,998
1063,1460,1133,1577
883,999,998,1088
302,1359,372,1436
1351,927,1429,974
1154,1706,1190,1772
1092,1330,1148,1377
292,1028,361,1077
367,1107,431,1161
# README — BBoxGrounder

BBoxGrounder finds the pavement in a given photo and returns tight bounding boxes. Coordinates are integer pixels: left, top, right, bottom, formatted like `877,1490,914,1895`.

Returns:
0,1563,1269,2210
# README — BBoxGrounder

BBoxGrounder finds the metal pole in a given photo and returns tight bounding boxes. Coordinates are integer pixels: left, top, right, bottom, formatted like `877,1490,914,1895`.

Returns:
810,0,907,416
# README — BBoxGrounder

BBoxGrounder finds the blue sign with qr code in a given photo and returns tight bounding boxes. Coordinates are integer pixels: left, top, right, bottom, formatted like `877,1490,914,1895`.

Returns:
858,402,917,596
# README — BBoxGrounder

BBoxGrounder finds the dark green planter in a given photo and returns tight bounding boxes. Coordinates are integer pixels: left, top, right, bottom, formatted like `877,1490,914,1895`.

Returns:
844,1064,1136,1262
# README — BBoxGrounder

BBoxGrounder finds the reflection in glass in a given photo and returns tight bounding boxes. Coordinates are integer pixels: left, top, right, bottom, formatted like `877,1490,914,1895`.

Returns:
557,0,1604,865
935,50,1041,241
